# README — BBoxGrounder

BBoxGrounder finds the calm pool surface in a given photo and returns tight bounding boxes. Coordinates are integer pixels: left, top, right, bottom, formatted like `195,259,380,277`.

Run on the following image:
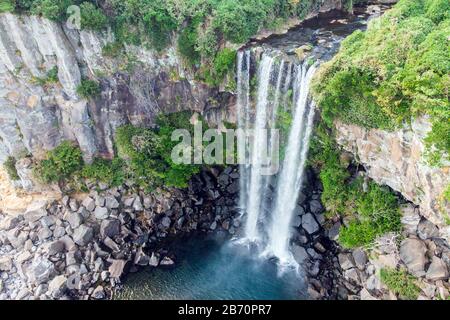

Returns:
115,235,307,300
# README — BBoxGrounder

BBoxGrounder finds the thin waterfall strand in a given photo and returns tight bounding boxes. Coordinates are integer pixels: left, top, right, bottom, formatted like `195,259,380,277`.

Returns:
265,62,318,264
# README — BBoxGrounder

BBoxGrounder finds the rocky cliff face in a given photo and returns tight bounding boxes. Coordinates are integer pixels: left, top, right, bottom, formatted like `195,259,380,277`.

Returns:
0,12,214,167
334,117,450,240
0,0,345,171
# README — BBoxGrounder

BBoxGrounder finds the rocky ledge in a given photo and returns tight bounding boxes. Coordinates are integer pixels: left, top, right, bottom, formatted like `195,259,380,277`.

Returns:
0,166,241,300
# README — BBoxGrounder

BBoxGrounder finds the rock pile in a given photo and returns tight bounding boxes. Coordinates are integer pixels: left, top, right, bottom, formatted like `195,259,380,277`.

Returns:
0,167,241,300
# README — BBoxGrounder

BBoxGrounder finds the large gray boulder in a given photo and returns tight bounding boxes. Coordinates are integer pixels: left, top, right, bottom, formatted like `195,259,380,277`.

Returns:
28,257,56,284
94,206,109,220
100,219,121,239
301,213,319,234
72,225,94,246
399,238,428,276
426,256,449,281
23,200,48,223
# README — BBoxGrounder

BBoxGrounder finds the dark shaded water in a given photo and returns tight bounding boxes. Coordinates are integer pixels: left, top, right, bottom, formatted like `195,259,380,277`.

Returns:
115,235,307,300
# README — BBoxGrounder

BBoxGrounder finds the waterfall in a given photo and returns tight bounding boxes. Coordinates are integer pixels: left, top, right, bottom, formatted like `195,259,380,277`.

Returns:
236,49,318,264
266,62,317,264
244,54,274,242
237,51,251,220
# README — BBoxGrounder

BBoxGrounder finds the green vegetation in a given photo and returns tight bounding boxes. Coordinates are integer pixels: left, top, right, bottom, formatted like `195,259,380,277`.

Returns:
313,0,450,166
33,111,230,191
80,158,126,187
80,2,107,31
30,0,72,21
200,48,236,87
115,111,201,190
3,156,20,180
380,268,421,300
76,79,101,99
309,123,401,249
34,141,83,183
0,0,14,13
32,66,58,86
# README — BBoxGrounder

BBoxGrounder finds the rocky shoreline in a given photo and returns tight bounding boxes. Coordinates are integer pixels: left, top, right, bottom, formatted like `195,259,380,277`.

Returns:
0,166,242,300
0,163,448,300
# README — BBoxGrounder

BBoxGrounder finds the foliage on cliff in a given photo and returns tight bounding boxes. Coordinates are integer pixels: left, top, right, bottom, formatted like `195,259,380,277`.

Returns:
309,123,401,248
34,141,84,183
313,0,450,166
115,112,201,190
3,0,329,86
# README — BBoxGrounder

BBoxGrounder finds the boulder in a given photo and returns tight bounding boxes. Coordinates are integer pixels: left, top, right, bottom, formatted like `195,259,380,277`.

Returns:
360,288,378,300
327,222,341,241
161,216,172,229
64,211,84,229
68,199,79,212
149,252,160,267
292,244,308,265
309,200,324,215
134,248,150,266
82,197,96,212
43,240,65,255
0,215,23,231
301,213,319,234
103,237,120,252
92,285,105,299
400,204,421,234
48,275,67,298
94,207,109,220
105,196,120,209
108,259,126,278
133,197,144,211
72,225,94,246
160,256,175,266
399,238,428,276
338,253,355,270
0,256,13,271
426,256,449,281
24,201,48,223
352,249,368,270
417,219,439,240
28,257,56,284
100,219,121,239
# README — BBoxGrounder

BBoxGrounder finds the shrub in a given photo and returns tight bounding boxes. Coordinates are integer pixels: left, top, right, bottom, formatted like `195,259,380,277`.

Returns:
380,268,420,300
339,180,401,248
3,156,20,180
81,158,125,187
31,0,72,22
177,17,201,67
34,141,83,183
76,79,101,99
32,66,58,86
201,48,236,86
80,2,108,31
115,112,205,190
0,0,14,13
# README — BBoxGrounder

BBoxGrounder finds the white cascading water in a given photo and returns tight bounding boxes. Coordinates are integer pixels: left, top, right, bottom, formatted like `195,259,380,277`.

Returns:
244,54,274,242
236,51,251,219
266,62,318,264
237,49,318,265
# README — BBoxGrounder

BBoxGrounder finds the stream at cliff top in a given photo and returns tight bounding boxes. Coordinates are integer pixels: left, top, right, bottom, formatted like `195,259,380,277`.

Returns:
116,234,306,300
